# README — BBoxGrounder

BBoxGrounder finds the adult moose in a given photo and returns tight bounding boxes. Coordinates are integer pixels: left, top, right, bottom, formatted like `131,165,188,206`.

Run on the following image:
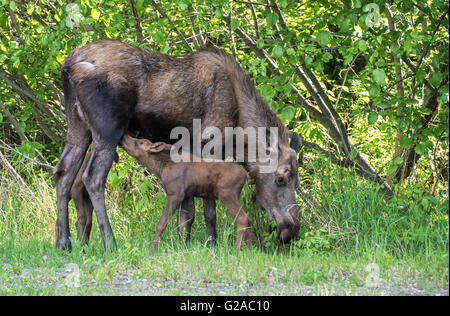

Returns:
54,40,301,250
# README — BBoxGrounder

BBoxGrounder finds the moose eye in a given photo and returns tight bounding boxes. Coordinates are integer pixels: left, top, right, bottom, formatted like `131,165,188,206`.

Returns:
283,167,289,173
275,176,286,186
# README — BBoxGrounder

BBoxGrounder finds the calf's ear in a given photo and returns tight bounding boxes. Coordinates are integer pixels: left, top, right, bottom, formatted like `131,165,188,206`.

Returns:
149,142,166,153
289,132,302,153
140,139,153,152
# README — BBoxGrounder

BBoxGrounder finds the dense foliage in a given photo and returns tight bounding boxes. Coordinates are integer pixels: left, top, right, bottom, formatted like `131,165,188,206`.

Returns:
0,0,448,198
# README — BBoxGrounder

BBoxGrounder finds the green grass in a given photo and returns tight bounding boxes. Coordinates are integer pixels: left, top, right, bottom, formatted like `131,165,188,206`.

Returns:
0,159,448,296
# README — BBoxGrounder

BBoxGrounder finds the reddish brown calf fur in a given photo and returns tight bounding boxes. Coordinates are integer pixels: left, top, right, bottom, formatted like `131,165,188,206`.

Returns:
121,135,250,249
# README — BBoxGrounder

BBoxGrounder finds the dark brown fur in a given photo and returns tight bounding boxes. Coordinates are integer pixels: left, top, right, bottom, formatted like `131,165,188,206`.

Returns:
54,40,300,251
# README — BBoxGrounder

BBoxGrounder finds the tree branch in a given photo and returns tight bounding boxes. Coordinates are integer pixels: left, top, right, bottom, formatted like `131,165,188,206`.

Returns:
128,0,144,43
0,149,32,193
151,0,193,52
298,136,393,196
0,69,66,121
269,1,392,195
0,101,53,173
0,100,28,142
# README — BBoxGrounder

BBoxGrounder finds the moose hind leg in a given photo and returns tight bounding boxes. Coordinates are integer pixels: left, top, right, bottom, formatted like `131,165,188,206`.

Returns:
76,69,135,250
54,123,91,250
82,135,122,251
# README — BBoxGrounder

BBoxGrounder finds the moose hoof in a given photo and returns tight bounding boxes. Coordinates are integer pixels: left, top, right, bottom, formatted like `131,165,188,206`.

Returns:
55,238,72,252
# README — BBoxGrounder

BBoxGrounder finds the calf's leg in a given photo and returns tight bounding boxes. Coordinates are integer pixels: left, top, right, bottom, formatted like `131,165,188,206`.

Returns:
218,191,250,249
152,195,184,249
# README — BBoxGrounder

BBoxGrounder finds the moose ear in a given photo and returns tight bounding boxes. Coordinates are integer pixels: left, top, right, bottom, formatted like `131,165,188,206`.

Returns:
289,132,302,153
149,142,166,153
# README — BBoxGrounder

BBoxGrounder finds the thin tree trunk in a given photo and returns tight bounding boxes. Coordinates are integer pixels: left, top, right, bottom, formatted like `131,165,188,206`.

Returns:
128,0,144,43
385,6,405,187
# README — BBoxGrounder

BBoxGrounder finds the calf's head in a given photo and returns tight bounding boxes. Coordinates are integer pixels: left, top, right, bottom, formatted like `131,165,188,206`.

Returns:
121,135,166,158
252,132,301,243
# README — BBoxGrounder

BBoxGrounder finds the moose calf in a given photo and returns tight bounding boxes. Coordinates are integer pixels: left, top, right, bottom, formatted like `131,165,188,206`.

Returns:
121,135,250,249
71,152,216,247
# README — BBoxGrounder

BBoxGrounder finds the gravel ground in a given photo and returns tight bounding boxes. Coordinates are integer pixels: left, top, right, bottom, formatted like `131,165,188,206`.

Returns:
2,265,448,296
95,276,450,296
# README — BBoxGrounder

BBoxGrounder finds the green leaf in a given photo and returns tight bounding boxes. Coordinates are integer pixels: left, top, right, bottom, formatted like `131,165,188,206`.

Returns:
358,40,367,52
9,1,17,11
107,172,120,188
272,45,283,58
317,31,331,45
416,69,426,83
91,8,100,20
105,26,118,38
266,12,279,27
230,18,240,31
322,52,333,62
414,143,427,156
343,53,353,65
400,136,414,148
215,8,223,18
280,106,296,121
368,112,379,125
305,55,313,67
260,84,275,99
257,39,264,49
279,0,288,8
178,0,191,10
386,165,398,176
349,150,358,160
153,31,165,45
429,72,443,87
368,84,380,97
286,48,295,56
373,69,386,86
0,113,3,123
135,0,145,12
425,139,434,150
160,44,170,54
394,156,403,165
